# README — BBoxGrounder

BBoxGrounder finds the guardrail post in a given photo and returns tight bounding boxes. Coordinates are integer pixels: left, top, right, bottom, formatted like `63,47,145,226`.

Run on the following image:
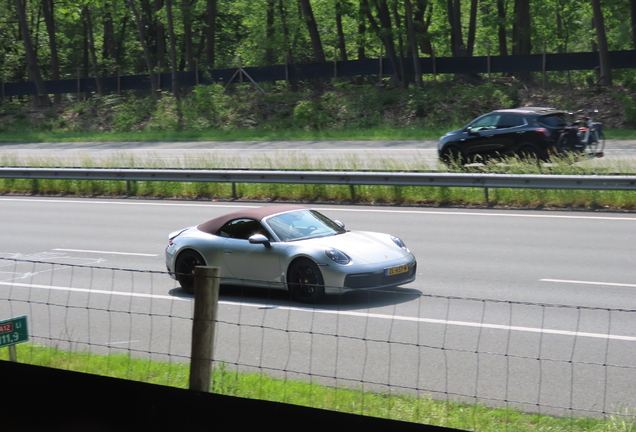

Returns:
189,266,220,393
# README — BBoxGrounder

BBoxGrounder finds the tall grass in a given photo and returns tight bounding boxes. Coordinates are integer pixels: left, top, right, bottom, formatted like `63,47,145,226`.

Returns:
2,344,634,431
1,151,635,210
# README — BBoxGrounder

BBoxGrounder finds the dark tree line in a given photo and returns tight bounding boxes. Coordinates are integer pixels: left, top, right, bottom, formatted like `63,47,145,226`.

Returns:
5,0,635,105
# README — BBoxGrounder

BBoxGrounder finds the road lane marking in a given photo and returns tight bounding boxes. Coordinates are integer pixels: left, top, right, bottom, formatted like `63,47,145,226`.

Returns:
2,197,636,221
2,281,634,342
0,281,187,301
541,279,636,289
53,248,158,257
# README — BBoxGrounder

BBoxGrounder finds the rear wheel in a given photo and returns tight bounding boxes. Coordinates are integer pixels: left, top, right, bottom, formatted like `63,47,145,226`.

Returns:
287,259,325,303
175,250,205,294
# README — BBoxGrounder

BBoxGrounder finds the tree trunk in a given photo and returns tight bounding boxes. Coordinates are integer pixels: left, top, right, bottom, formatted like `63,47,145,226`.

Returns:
335,0,348,61
362,0,403,86
127,0,160,98
205,0,217,69
591,0,612,85
102,4,118,64
512,0,532,81
265,0,276,64
298,0,325,62
14,0,50,106
181,0,195,71
412,0,433,56
447,0,464,57
631,0,636,50
83,6,105,96
357,2,366,59
41,0,60,104
405,0,423,88
496,0,508,56
166,0,179,97
466,0,478,56
155,0,166,72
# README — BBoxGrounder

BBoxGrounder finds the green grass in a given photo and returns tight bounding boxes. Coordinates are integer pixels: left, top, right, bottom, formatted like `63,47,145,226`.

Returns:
1,152,636,211
1,344,633,431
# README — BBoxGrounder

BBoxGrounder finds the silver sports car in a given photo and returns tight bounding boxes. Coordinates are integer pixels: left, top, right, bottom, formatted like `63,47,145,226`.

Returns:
165,205,416,303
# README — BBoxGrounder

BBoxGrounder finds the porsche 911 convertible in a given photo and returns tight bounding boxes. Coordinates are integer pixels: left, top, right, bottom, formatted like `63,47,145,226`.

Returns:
165,205,416,303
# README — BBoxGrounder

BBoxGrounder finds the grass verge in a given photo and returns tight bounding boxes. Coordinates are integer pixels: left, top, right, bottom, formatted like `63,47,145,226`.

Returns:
2,344,634,431
1,152,636,210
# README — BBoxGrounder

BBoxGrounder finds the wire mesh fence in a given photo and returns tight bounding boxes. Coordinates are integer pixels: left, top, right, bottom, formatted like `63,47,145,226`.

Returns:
1,257,636,426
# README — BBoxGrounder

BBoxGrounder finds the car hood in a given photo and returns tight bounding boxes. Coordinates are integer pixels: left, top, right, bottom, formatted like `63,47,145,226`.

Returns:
297,231,411,264
439,128,464,145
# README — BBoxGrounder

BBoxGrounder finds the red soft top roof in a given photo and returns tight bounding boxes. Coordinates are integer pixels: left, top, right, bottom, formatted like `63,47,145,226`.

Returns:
197,204,308,235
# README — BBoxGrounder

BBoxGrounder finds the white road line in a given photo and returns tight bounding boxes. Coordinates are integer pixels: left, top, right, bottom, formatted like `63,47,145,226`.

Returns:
541,278,636,289
2,197,636,221
2,281,634,342
53,248,158,257
0,281,186,301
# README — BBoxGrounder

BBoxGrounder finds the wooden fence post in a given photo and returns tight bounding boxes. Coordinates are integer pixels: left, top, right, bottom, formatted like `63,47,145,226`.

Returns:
189,266,220,393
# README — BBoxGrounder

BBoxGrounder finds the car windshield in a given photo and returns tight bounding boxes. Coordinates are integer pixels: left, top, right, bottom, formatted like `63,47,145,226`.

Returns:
264,209,346,242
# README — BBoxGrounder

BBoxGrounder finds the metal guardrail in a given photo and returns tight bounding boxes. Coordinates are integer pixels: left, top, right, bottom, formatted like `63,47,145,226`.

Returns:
1,167,636,191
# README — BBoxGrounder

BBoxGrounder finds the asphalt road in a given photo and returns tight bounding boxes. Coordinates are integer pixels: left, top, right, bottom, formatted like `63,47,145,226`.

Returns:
2,139,636,171
1,197,635,417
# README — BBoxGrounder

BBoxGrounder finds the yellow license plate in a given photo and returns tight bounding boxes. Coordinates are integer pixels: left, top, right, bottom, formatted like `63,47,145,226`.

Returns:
386,264,408,276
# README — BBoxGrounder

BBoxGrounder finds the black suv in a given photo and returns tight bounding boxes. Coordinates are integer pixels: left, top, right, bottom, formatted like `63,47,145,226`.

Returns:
438,107,584,165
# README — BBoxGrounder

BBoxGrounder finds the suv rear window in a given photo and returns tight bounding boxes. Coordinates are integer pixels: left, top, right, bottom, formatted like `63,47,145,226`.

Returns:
537,113,569,128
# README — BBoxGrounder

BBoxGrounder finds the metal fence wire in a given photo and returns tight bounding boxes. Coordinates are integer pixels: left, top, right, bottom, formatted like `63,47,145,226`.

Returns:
1,257,635,423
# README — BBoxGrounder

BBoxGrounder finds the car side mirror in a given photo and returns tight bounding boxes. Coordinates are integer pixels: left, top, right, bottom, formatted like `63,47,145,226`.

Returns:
334,220,345,229
249,234,271,246
466,126,476,135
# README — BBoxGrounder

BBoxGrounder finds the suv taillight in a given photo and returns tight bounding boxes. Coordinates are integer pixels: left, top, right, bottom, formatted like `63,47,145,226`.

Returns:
535,128,550,140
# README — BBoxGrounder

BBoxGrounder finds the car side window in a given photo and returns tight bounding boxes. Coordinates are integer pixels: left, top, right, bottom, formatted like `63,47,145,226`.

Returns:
217,218,271,240
497,114,525,129
469,114,500,131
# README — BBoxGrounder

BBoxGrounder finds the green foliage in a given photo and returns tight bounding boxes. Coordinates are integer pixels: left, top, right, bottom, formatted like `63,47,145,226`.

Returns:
179,83,228,130
112,96,155,132
615,93,636,126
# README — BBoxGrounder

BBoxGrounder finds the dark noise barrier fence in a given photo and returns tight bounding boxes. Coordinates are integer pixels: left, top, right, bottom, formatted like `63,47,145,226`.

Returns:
2,50,635,98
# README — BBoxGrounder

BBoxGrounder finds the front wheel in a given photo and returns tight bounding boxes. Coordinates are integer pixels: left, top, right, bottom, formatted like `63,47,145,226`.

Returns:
175,250,206,294
287,259,325,303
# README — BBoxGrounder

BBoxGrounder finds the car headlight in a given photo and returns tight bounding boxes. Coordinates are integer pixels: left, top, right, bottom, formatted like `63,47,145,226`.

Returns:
391,236,410,252
325,248,351,265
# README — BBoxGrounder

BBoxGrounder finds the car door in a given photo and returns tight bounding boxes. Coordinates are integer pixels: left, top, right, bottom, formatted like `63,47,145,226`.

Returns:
217,218,283,283
494,114,528,156
458,113,502,160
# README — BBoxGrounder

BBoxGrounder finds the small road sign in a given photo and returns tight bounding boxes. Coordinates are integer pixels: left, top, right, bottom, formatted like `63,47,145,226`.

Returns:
0,316,28,349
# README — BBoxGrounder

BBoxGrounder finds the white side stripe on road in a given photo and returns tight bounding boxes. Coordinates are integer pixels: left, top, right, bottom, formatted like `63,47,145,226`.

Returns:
541,278,636,289
2,197,636,221
2,281,634,342
53,248,158,257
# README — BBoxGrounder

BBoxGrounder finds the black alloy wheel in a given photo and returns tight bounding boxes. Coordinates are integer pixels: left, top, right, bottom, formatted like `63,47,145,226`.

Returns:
287,259,325,303
175,250,205,294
